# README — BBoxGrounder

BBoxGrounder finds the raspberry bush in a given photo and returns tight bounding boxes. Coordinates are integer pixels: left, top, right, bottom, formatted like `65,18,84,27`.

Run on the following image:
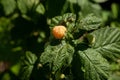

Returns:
0,0,120,80
22,13,119,80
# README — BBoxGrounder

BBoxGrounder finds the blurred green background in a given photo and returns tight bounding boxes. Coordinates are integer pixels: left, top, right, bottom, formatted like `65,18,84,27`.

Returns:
0,0,120,80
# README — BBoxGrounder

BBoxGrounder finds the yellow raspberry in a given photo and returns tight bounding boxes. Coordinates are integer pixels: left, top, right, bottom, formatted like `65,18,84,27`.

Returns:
52,25,67,39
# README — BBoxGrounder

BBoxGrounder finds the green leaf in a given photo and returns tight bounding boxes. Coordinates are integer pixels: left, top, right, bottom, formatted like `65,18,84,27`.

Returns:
111,3,119,19
20,51,37,80
89,27,120,60
76,14,102,31
50,13,76,27
49,16,62,27
92,0,108,3
110,22,120,28
40,41,74,72
77,0,102,16
17,0,39,14
36,3,45,15
67,0,77,4
0,0,16,15
78,49,110,80
10,63,21,76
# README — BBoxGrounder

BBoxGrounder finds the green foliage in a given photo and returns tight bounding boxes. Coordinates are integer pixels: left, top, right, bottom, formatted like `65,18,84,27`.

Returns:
40,41,74,72
20,51,37,80
77,13,102,30
77,0,102,16
17,0,39,14
91,0,108,3
78,49,110,80
0,0,16,15
0,0,120,80
36,3,45,15
89,27,120,61
37,13,120,80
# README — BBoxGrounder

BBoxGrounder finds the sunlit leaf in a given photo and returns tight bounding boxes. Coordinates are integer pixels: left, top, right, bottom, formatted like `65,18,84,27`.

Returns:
0,0,16,15
36,3,45,15
92,0,108,3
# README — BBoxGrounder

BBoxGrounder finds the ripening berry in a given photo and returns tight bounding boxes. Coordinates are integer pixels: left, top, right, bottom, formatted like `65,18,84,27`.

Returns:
37,63,42,69
60,74,65,79
52,25,67,39
87,35,95,44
